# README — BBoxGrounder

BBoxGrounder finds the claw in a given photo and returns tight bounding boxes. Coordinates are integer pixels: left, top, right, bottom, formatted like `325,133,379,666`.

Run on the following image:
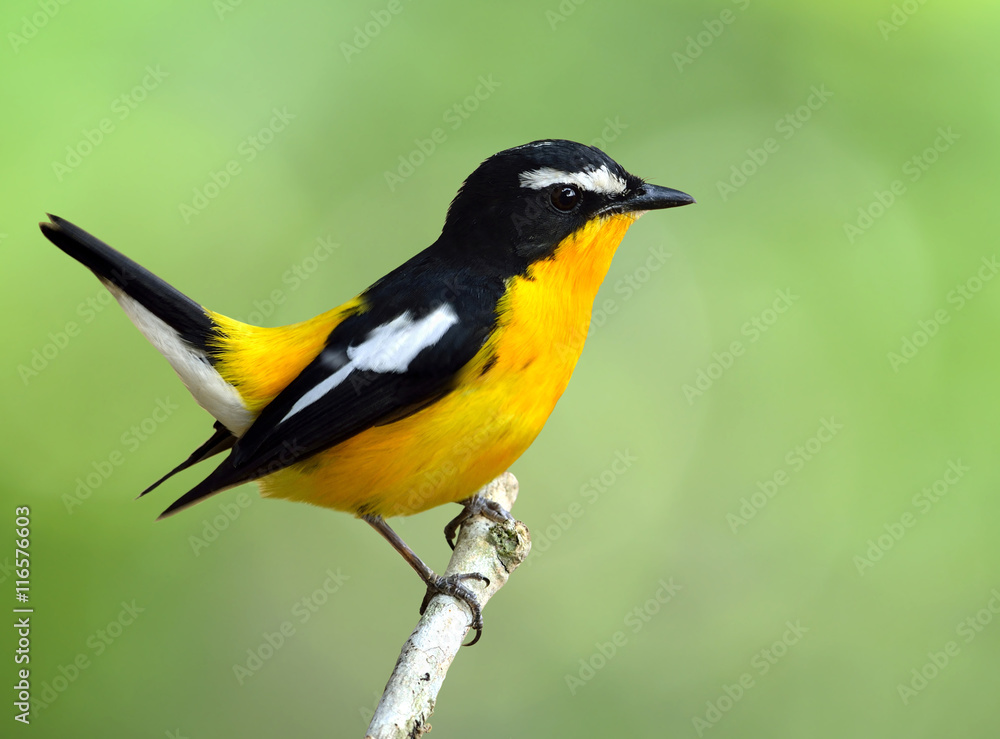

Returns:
420,572,490,646
444,495,515,549
363,514,495,646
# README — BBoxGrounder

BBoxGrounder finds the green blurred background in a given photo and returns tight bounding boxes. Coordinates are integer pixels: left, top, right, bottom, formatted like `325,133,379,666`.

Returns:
3,1,999,736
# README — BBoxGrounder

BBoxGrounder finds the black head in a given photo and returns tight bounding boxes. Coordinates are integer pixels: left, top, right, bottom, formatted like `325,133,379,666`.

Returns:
438,139,693,263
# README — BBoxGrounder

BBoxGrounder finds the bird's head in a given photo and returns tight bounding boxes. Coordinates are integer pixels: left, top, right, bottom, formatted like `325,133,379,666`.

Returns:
439,139,694,266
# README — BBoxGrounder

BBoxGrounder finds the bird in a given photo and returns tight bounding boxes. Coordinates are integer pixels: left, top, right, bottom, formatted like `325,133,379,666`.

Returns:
40,139,694,644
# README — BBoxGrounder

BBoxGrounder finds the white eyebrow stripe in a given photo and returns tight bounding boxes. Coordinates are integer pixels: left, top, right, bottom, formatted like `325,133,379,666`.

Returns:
279,303,459,424
518,164,628,195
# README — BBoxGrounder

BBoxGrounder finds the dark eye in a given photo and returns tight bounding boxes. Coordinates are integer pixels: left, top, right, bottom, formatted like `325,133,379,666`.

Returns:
549,185,581,212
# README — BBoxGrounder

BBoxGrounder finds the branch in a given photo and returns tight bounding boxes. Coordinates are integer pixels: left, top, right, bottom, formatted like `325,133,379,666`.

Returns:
365,472,531,739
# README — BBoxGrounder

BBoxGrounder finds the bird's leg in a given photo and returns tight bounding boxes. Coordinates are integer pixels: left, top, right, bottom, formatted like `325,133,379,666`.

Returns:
363,514,490,646
444,494,515,550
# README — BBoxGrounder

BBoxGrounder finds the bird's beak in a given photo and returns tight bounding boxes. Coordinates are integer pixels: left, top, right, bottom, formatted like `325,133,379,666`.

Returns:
626,183,695,211
600,183,695,216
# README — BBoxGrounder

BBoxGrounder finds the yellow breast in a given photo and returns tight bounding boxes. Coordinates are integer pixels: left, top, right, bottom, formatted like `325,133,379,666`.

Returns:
257,213,640,518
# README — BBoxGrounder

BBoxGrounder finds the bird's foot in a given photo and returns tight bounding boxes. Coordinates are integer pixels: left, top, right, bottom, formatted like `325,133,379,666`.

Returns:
444,495,515,550
420,572,490,646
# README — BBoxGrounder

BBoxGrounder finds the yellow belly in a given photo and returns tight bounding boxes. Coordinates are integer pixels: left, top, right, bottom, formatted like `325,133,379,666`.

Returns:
256,213,638,518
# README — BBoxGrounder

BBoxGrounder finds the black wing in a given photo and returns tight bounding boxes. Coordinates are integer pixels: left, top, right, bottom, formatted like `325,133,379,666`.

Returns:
158,302,492,517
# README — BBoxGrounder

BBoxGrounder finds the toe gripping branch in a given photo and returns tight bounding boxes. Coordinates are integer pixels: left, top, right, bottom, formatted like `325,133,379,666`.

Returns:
364,491,521,647
419,572,490,646
444,494,516,550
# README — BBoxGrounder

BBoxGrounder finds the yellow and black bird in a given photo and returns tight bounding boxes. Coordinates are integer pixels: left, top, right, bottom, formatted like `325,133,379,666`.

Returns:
40,139,693,642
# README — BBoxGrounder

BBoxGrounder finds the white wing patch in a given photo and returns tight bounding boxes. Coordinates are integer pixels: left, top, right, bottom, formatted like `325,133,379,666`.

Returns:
518,164,628,196
280,361,356,424
280,303,460,424
102,281,254,436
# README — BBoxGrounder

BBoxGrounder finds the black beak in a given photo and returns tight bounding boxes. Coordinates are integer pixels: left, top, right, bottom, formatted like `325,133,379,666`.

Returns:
629,183,695,210
602,183,695,215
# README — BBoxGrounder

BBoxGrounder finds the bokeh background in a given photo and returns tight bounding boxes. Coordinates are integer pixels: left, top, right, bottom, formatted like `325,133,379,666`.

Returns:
3,1,999,737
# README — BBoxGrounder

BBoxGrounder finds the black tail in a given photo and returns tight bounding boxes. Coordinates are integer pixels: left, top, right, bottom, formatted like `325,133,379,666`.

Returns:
42,215,251,514
39,215,217,353
156,456,250,519
138,421,236,498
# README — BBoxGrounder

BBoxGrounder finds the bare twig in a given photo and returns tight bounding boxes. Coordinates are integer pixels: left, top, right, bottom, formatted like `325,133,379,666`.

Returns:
365,472,531,739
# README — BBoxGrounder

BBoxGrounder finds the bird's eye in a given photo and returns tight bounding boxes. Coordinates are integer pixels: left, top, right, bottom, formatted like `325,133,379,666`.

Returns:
549,185,581,212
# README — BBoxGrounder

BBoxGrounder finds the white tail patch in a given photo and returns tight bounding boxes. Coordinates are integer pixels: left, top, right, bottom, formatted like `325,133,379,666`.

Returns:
103,281,254,435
